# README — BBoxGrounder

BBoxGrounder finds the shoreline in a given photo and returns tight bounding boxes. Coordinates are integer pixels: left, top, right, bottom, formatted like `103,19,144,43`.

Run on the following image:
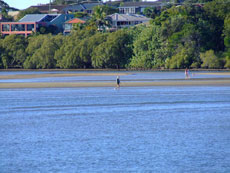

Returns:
0,68,230,72
0,71,230,89
1,79,230,89
0,72,131,80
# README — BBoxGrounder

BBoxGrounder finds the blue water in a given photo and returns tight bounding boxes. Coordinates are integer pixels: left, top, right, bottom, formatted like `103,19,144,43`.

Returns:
1,70,230,83
1,85,230,172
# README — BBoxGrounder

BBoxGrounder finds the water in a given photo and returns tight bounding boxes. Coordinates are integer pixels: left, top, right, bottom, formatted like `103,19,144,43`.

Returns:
0,70,229,83
0,71,230,172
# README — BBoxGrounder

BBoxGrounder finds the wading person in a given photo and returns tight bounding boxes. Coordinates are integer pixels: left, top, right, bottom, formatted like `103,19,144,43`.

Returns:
116,76,120,88
185,68,190,79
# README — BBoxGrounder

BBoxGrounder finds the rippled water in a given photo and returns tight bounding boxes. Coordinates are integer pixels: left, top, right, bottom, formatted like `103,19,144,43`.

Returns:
1,85,230,172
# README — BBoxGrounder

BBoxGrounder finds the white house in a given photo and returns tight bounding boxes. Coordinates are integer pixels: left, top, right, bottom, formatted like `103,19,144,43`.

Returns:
107,13,150,30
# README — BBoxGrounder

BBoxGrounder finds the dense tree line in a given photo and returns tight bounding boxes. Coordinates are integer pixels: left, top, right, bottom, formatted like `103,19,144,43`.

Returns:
0,0,230,69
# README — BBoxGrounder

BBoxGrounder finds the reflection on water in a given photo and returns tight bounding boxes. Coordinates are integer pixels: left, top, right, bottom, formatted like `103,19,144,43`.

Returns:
0,86,230,172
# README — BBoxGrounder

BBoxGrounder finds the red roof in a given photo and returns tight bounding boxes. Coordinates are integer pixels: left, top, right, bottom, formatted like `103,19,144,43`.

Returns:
67,18,86,24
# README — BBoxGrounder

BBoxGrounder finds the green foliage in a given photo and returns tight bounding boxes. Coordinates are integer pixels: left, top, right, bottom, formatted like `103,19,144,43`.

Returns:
91,5,118,30
24,34,64,69
0,7,13,21
224,15,230,48
200,50,222,69
130,25,169,69
204,0,230,20
16,8,41,21
74,12,88,18
54,30,96,68
1,0,230,70
92,30,132,69
1,35,27,68
225,56,230,68
143,7,161,19
38,25,59,35
0,39,3,68
166,42,200,69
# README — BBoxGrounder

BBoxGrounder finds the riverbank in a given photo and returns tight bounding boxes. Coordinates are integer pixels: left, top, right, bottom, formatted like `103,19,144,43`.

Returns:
0,72,130,80
1,71,230,88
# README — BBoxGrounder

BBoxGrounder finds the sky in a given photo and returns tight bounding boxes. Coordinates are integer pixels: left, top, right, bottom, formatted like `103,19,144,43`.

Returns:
4,0,51,10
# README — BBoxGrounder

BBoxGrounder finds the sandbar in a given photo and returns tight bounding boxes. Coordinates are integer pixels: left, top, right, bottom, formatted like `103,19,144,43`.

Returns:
197,72,230,75
1,71,230,88
0,72,130,80
0,79,230,88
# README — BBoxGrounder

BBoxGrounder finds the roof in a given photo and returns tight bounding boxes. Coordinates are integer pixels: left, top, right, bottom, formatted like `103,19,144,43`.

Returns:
66,18,86,24
19,14,59,22
19,14,47,22
119,1,163,7
63,2,104,12
83,3,103,10
30,5,68,13
108,13,150,22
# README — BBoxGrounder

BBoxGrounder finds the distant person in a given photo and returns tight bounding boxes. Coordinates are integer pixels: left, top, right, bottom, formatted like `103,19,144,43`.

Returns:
116,76,120,88
185,68,190,79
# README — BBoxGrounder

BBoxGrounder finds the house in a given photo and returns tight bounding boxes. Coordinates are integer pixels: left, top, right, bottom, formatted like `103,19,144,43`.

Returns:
119,1,164,14
62,2,104,14
0,14,74,37
30,4,68,14
107,13,150,30
63,17,88,35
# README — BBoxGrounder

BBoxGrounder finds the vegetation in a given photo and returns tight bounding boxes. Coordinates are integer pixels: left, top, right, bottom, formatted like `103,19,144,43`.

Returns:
0,0,230,69
16,7,41,21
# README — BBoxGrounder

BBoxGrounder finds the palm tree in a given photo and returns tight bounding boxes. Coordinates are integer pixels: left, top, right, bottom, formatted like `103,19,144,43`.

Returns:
92,5,116,31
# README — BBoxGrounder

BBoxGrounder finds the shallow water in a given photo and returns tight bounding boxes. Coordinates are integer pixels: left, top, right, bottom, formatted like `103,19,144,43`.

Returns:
1,85,230,172
0,70,230,83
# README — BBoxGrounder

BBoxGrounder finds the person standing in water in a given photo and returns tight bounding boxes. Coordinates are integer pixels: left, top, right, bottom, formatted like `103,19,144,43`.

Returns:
185,68,190,79
116,76,120,88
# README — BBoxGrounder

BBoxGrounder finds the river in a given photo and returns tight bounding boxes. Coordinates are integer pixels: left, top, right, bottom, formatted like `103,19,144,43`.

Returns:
0,71,230,172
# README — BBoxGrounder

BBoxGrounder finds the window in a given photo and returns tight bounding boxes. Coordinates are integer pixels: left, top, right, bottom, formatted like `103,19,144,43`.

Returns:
64,23,72,30
119,8,124,14
27,24,35,31
2,24,10,31
131,8,135,14
12,24,25,31
124,8,129,14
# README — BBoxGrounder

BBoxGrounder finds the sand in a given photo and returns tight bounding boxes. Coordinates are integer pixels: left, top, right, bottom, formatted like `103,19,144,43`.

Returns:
0,72,130,80
0,79,230,89
0,72,230,88
197,72,230,75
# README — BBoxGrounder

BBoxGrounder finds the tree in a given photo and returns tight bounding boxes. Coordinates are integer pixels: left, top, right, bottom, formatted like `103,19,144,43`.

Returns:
1,35,27,68
91,5,118,31
0,7,13,21
24,34,64,69
225,56,230,68
16,8,41,21
54,30,96,69
92,29,132,69
78,33,108,68
143,7,161,19
166,42,200,69
129,25,169,69
0,39,4,68
200,50,222,69
223,15,230,52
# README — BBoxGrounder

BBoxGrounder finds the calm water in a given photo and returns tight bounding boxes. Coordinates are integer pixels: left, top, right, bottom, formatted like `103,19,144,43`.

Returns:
0,72,230,172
